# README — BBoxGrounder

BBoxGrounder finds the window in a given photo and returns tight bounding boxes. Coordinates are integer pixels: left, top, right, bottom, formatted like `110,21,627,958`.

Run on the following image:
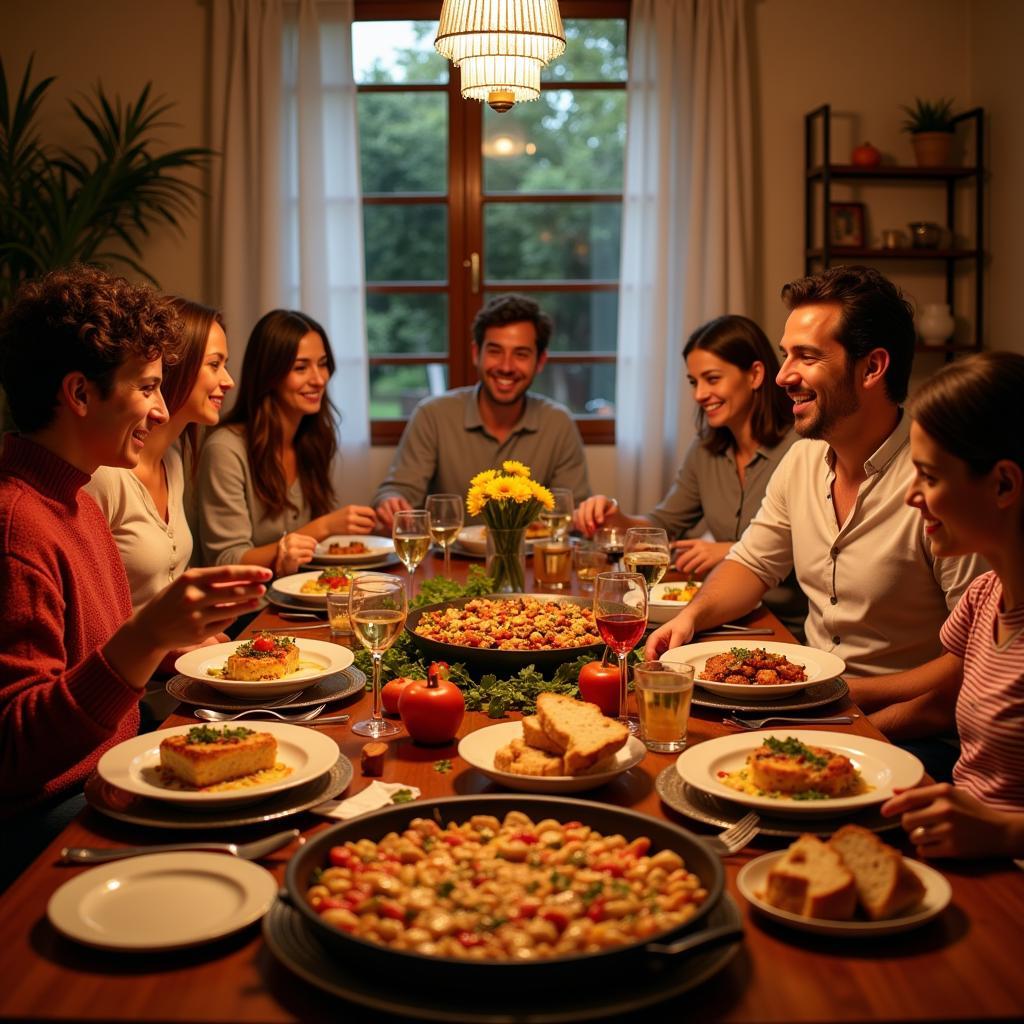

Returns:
353,0,628,444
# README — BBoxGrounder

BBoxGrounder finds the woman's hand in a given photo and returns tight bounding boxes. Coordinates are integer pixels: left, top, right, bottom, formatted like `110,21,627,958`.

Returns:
574,495,618,536
276,532,317,576
672,539,732,577
881,783,1024,859
328,504,378,536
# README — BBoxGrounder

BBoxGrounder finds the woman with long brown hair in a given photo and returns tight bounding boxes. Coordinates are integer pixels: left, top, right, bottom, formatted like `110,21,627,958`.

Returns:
196,309,375,575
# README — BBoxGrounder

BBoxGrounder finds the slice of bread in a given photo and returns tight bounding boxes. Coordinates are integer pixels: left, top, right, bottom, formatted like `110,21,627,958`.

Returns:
829,824,926,920
494,738,565,776
522,714,564,754
764,834,857,920
535,692,629,775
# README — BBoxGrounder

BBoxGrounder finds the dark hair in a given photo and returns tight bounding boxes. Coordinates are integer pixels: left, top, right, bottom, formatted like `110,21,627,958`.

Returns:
0,265,181,433
162,298,227,469
781,265,915,403
471,294,553,356
908,351,1024,476
221,309,338,519
683,314,793,455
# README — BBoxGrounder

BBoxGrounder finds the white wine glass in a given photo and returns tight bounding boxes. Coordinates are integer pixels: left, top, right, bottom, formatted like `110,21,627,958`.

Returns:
593,571,648,734
426,493,463,578
392,509,431,597
623,527,670,591
540,487,574,541
349,574,407,738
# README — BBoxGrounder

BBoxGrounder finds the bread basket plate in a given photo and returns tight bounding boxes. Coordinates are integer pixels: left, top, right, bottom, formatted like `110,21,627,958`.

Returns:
737,850,951,936
661,641,845,701
675,730,923,817
47,852,277,951
458,720,646,793
97,721,340,806
313,534,395,565
174,638,353,698
648,581,703,623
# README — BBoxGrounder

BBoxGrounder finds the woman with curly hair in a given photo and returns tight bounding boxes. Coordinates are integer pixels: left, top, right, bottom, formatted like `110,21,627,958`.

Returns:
196,309,376,576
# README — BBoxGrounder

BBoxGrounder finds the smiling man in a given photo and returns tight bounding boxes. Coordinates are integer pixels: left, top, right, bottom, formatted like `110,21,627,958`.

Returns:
373,294,590,527
647,266,984,713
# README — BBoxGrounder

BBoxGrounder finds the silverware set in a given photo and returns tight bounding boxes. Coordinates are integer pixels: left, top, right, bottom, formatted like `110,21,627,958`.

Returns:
194,705,350,724
61,828,302,864
722,713,854,730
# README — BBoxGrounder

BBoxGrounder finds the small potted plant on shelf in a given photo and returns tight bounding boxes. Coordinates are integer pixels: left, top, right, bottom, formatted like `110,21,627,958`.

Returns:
900,97,957,167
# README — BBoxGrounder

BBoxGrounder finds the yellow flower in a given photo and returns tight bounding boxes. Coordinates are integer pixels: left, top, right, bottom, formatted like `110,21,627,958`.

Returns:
485,477,518,502
501,460,531,479
528,481,555,510
470,469,498,487
506,477,535,503
466,483,488,517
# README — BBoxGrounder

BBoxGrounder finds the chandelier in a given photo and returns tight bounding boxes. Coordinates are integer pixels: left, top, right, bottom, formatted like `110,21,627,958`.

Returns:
434,0,567,113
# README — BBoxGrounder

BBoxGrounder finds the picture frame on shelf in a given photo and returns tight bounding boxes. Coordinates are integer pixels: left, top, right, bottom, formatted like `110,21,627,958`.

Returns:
829,202,865,247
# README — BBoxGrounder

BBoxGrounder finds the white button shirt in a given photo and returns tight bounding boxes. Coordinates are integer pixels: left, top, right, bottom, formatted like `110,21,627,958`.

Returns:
725,413,985,676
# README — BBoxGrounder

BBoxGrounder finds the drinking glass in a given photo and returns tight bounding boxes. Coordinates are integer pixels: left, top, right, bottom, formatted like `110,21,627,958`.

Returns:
325,590,353,637
533,539,572,590
634,660,695,752
594,525,625,570
392,509,431,596
540,487,574,541
573,541,606,593
623,527,670,591
426,493,464,578
349,574,407,738
593,571,648,733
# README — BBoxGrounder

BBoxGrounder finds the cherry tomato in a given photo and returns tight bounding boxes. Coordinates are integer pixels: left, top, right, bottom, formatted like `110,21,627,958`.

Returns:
577,659,622,717
252,635,275,653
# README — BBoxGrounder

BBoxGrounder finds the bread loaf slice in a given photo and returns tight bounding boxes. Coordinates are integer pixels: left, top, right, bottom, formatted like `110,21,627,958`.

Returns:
829,824,926,920
535,692,629,775
494,737,565,776
522,714,564,754
764,834,857,920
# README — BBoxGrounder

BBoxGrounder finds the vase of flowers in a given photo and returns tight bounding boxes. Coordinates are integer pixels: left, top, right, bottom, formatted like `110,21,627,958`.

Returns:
467,461,554,593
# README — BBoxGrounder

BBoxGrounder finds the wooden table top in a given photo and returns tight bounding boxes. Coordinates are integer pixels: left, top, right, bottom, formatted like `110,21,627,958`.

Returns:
2,553,1023,1023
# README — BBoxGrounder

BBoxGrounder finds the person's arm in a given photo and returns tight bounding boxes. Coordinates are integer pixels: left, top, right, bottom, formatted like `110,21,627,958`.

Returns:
851,651,961,720
573,496,649,536
372,404,438,528
196,432,265,566
648,442,706,544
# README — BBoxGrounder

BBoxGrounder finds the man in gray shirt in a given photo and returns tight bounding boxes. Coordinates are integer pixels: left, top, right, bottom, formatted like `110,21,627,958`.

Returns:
373,295,591,528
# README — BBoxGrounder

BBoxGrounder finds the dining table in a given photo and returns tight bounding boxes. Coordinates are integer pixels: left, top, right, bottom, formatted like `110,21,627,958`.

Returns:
2,550,1023,1024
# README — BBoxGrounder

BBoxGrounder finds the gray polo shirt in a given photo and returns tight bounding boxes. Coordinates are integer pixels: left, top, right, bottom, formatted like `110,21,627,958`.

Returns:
373,385,591,518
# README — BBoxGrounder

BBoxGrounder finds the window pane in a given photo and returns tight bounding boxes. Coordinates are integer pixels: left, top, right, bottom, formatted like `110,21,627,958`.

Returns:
482,290,617,353
370,363,448,419
483,90,625,193
352,21,447,84
532,361,615,418
544,19,627,83
485,202,621,281
359,93,448,194
366,294,447,355
364,204,447,282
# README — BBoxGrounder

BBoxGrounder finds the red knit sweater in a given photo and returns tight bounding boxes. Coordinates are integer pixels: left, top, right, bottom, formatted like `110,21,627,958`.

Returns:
0,434,139,816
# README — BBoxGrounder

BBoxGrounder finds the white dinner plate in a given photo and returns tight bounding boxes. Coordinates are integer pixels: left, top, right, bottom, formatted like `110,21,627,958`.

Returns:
97,721,341,806
648,581,703,623
174,638,353,699
453,524,548,557
661,640,845,701
313,534,395,565
47,852,277,951
737,850,952,936
272,569,361,607
674,729,923,817
457,720,647,794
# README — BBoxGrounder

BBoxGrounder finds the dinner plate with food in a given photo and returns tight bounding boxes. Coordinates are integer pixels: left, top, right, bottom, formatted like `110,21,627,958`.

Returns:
458,694,646,793
647,581,703,623
174,635,353,699
273,567,360,606
737,826,951,936
312,534,395,566
453,522,551,557
675,730,923,817
661,640,845,701
96,720,340,806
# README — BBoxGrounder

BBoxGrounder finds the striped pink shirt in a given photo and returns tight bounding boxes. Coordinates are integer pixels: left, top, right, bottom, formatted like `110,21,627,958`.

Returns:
942,572,1024,812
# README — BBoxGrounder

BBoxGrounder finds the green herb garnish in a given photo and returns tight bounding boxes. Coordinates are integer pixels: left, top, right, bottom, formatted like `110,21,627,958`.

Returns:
764,735,829,770
185,725,255,744
433,759,453,774
436,880,455,898
391,788,415,804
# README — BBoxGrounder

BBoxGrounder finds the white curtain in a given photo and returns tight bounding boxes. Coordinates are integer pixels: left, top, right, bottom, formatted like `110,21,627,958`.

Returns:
210,0,371,501
614,0,754,513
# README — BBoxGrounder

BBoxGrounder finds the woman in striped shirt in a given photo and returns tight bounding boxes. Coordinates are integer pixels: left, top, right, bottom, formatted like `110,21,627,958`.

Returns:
880,351,1024,859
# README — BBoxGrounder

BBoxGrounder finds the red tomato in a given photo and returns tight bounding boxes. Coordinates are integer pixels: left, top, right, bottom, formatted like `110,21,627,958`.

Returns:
252,635,275,653
381,676,420,716
578,659,622,717
399,662,465,745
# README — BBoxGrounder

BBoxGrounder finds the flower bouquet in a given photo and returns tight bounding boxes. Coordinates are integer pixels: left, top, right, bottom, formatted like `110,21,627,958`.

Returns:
466,461,554,592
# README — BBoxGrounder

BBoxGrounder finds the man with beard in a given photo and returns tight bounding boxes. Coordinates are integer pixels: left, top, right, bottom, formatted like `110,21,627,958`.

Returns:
647,266,983,737
373,294,590,527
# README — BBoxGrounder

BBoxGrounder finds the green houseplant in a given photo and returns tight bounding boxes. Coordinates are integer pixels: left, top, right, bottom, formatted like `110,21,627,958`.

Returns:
0,55,213,306
900,97,956,167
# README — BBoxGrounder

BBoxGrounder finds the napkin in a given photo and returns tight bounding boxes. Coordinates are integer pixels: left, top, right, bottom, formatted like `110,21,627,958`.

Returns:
314,780,421,820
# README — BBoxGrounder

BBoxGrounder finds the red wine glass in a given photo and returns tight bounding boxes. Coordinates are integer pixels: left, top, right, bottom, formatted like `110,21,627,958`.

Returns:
593,571,648,733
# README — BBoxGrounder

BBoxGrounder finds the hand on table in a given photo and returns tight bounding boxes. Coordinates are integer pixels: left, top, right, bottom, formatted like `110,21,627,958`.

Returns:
375,496,412,532
672,539,731,577
574,495,617,536
276,532,317,576
644,610,697,660
329,504,378,535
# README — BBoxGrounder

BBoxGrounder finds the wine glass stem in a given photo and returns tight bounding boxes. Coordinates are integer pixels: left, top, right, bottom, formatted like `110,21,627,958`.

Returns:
371,652,383,722
617,651,628,720
443,542,452,577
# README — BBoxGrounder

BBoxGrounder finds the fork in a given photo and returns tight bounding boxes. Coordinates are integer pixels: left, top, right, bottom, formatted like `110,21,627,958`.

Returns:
723,713,854,730
704,812,760,857
61,828,301,864
194,704,354,723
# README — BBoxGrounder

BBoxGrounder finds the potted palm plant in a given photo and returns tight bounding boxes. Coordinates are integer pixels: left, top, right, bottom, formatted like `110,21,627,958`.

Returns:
900,97,956,167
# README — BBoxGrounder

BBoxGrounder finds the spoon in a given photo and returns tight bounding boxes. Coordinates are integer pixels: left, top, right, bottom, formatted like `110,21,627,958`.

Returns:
195,704,334,722
61,828,302,864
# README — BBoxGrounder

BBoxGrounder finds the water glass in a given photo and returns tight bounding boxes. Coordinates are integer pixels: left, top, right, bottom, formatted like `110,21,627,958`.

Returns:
573,542,606,592
634,660,695,753
540,487,574,541
533,539,572,590
325,591,353,637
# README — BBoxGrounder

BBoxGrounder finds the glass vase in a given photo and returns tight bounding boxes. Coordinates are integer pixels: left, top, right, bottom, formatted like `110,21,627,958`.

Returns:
485,528,527,593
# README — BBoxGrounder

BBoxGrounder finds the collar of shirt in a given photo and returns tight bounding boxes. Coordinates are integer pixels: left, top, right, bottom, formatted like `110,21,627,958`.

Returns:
463,383,540,437
822,408,910,479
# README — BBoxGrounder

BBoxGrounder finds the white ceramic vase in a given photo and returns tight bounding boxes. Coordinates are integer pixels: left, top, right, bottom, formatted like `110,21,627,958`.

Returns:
918,303,955,347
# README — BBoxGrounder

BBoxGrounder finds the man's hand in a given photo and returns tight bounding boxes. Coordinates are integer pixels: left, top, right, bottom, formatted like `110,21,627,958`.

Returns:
644,609,697,660
276,532,317,576
574,495,617,536
672,539,732,577
328,504,378,535
375,495,412,531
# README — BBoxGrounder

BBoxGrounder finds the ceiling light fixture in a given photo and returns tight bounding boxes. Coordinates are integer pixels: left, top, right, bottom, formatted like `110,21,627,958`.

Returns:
435,0,566,113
